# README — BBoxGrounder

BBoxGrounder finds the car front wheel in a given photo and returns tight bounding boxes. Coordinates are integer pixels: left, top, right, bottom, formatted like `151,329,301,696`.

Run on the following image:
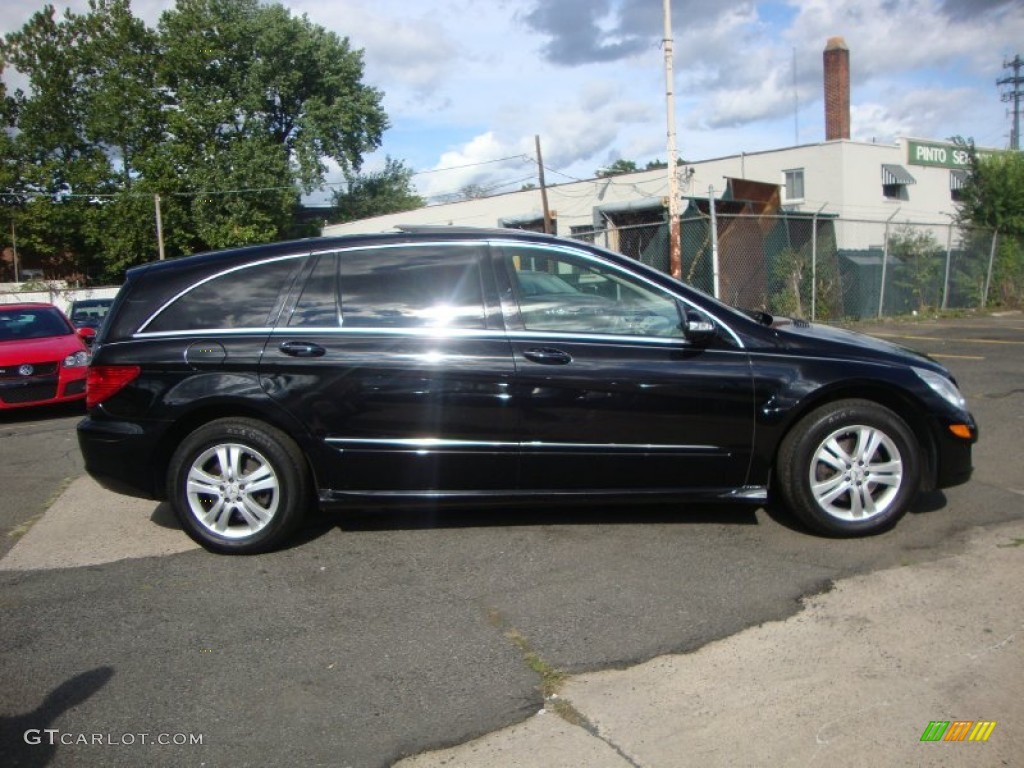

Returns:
168,418,310,554
777,399,920,536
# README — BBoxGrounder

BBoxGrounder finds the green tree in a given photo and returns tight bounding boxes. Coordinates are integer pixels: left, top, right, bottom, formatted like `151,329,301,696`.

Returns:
596,159,638,177
1,0,390,281
889,224,943,312
330,157,424,224
1,4,111,280
953,138,1024,307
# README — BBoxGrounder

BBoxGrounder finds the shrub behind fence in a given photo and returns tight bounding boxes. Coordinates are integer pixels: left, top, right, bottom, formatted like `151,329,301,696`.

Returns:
579,213,1018,320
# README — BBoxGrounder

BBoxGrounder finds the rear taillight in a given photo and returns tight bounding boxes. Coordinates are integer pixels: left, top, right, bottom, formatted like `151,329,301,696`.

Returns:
86,365,141,408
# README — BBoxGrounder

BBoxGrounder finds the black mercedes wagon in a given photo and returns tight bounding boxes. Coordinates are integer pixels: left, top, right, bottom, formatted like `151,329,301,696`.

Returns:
77,227,977,553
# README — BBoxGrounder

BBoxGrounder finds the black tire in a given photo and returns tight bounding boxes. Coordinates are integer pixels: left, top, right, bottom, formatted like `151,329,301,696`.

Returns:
776,399,920,537
168,418,310,554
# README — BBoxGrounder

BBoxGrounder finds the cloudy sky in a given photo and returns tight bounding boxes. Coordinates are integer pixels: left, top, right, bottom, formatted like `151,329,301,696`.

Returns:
2,0,1022,202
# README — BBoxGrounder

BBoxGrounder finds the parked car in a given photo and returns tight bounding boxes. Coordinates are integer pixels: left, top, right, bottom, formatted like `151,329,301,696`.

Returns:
69,297,115,332
77,228,977,554
0,302,91,409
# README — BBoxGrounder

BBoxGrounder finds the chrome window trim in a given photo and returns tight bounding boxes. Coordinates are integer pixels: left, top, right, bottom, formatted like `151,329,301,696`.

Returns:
132,237,744,348
133,324,742,350
133,327,277,340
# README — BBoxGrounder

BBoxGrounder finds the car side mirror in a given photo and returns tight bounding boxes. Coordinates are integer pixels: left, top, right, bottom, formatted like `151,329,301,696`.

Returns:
78,326,96,347
683,309,716,344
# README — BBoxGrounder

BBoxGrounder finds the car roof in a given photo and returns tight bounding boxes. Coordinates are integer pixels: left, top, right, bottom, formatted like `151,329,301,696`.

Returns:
0,302,61,311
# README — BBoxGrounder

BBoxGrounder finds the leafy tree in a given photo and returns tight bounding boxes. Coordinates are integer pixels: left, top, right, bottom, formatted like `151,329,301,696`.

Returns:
1,4,111,279
330,157,424,224
458,183,490,200
954,139,1024,235
1,0,389,281
952,138,1024,307
596,159,638,177
889,224,943,312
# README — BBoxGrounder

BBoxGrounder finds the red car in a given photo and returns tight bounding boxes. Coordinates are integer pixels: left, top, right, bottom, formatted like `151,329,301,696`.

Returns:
0,302,93,409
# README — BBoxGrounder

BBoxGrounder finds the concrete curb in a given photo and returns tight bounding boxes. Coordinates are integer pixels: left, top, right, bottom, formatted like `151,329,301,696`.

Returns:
0,475,198,571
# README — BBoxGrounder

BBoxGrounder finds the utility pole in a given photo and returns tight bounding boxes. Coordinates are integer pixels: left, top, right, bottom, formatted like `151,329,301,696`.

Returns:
998,54,1023,150
154,194,166,260
662,0,681,278
534,135,553,234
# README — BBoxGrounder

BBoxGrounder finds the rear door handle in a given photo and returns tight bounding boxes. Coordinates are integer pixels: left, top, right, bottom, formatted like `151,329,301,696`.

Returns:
523,347,572,365
279,341,326,358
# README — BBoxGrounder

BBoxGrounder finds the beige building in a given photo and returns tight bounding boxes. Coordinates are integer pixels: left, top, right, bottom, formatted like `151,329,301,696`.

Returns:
323,136,975,247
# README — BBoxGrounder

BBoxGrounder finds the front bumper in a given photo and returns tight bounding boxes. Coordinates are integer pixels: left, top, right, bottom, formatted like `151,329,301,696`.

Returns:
932,413,978,490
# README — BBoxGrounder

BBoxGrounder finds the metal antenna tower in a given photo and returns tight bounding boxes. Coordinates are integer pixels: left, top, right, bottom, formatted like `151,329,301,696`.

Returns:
998,54,1023,150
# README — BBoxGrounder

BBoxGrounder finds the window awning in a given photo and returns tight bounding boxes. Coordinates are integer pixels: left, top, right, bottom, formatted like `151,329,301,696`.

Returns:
881,164,916,185
949,169,969,190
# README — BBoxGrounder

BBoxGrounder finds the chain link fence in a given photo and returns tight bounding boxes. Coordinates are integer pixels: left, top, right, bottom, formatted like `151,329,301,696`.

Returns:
579,213,1021,321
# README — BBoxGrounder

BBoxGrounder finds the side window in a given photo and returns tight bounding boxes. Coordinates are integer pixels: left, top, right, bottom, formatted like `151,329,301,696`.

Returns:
502,246,683,338
146,257,302,333
338,245,486,329
289,253,340,327
783,169,805,202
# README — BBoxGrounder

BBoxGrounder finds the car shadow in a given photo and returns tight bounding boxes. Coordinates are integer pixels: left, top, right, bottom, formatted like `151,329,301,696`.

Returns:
0,400,86,423
149,502,183,530
761,490,951,536
292,500,760,544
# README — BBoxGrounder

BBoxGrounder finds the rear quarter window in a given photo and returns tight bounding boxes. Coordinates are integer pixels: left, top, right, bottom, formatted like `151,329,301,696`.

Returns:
144,257,303,333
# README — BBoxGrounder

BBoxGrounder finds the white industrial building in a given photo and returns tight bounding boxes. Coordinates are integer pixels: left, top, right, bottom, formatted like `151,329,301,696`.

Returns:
322,136,974,245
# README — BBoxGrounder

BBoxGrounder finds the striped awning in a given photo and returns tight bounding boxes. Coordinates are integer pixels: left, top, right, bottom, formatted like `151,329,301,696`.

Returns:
949,169,969,190
881,164,916,185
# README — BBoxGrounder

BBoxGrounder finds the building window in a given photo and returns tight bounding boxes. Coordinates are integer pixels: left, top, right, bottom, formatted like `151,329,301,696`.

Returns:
881,164,915,201
950,170,968,203
783,169,804,201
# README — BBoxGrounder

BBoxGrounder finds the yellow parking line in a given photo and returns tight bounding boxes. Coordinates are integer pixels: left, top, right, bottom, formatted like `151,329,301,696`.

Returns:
931,354,985,360
870,333,1024,345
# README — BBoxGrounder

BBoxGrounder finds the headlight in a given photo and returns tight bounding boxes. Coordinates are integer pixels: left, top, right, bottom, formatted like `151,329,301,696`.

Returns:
63,350,89,368
913,367,966,410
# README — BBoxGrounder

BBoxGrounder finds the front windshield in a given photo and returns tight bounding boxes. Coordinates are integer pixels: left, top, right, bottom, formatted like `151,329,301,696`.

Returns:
0,308,72,342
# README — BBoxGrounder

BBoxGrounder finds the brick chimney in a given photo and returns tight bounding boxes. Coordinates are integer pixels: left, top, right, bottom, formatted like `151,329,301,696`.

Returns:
823,36,850,141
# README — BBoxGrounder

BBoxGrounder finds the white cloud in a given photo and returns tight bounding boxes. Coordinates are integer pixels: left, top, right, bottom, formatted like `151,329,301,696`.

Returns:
1,0,1018,202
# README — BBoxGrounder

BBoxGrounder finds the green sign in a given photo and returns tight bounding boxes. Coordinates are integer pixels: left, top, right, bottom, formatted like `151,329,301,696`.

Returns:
907,140,997,169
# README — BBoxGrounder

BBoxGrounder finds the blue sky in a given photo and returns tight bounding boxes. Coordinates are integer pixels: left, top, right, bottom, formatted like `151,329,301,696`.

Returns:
2,0,1022,203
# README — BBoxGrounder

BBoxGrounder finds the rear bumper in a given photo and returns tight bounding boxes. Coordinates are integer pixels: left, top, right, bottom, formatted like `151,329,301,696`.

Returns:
77,416,163,500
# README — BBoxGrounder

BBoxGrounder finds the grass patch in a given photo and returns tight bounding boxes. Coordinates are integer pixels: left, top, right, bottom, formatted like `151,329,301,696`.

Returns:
503,626,566,697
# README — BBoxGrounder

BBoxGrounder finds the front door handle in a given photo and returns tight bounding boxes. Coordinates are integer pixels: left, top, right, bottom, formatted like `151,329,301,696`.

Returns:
279,341,326,358
523,347,572,365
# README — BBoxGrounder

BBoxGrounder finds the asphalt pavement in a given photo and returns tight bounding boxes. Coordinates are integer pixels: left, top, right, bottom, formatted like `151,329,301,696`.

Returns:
1,313,1022,767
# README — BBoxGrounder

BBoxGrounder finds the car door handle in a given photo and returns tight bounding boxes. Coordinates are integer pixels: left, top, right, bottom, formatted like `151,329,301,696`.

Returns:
279,341,326,358
523,347,572,365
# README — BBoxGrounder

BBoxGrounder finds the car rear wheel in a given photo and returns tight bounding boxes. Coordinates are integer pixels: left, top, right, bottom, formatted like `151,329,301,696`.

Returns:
777,399,920,536
168,418,310,554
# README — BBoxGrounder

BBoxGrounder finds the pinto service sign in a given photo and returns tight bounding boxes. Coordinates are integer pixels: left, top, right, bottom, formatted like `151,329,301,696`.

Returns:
907,139,999,169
